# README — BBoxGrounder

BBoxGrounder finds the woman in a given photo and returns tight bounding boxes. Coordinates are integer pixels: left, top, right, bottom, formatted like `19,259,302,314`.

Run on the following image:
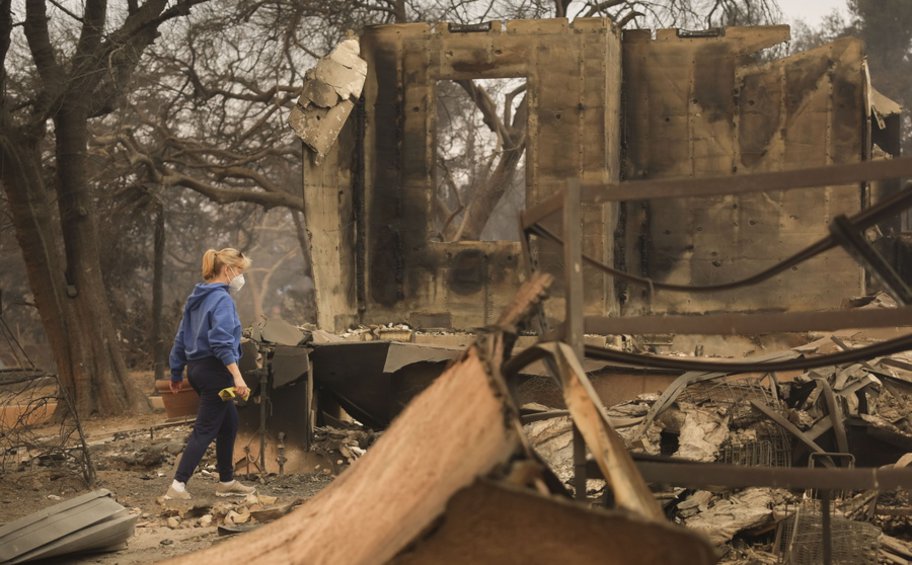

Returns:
165,248,257,500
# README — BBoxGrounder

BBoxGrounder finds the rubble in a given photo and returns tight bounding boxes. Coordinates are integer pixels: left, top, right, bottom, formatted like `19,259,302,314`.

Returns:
163,275,715,564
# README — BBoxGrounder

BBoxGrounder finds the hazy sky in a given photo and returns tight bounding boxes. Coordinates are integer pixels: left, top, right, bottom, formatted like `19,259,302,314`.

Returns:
778,0,849,26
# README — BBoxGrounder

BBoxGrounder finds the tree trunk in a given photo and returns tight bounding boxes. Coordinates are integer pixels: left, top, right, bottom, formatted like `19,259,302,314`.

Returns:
0,120,149,416
452,141,526,241
151,200,166,381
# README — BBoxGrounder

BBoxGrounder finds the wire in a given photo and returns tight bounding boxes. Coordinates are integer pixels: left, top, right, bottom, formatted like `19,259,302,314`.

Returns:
503,333,912,377
582,334,912,373
528,182,912,294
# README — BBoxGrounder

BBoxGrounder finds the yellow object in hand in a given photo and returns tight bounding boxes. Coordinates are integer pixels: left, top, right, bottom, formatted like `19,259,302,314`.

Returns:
218,386,250,402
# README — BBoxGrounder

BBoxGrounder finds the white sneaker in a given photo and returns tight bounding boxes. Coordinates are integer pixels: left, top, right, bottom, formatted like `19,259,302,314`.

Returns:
216,480,256,497
164,485,191,500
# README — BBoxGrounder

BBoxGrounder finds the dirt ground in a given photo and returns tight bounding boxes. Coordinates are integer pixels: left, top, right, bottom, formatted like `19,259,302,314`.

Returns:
0,379,337,564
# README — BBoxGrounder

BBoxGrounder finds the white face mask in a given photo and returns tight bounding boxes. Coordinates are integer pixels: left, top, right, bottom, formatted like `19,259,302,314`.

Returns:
228,269,246,293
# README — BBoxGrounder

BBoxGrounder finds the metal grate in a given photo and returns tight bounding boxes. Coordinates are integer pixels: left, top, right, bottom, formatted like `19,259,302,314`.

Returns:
718,420,792,467
678,377,780,428
777,499,880,565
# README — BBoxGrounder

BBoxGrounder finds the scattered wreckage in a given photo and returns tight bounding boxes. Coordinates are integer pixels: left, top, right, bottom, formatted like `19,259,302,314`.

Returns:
5,14,912,564
172,17,912,564
160,272,912,564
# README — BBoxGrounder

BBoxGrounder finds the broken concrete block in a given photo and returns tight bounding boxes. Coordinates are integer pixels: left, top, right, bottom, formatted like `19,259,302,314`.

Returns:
166,516,181,529
300,78,340,108
316,38,367,99
289,38,367,162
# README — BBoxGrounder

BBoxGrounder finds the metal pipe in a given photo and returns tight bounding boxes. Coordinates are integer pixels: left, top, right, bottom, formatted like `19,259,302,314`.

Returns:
821,490,832,565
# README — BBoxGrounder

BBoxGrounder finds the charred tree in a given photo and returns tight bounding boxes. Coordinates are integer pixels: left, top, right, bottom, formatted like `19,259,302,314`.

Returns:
0,0,207,416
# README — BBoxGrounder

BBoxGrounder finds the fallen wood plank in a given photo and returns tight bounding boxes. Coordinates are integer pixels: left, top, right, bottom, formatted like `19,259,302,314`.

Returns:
392,479,714,565
880,550,909,565
818,379,849,453
544,342,664,520
882,534,912,560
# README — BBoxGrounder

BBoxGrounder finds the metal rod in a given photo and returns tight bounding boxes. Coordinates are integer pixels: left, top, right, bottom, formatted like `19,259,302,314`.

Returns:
818,380,850,455
622,459,912,490
259,362,270,473
573,425,587,501
583,306,912,336
564,180,587,500
563,180,584,359
821,490,833,565
523,155,912,227
830,214,912,305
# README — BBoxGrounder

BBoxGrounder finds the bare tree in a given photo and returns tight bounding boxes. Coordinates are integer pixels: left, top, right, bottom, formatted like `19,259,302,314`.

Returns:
0,0,220,416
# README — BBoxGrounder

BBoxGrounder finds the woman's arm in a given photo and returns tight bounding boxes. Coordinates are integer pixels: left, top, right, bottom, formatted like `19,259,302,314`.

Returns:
225,362,249,398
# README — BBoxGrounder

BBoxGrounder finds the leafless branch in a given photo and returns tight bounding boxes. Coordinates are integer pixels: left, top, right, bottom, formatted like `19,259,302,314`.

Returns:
584,0,625,18
47,0,84,23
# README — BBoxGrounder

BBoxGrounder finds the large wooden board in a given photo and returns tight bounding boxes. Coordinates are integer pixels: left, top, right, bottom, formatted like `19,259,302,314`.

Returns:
393,479,715,564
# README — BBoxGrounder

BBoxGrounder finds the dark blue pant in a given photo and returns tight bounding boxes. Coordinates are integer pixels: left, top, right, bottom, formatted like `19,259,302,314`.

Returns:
174,357,237,484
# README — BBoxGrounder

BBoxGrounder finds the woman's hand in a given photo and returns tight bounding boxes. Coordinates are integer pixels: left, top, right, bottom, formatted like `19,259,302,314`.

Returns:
226,362,249,398
169,380,182,394
233,379,249,399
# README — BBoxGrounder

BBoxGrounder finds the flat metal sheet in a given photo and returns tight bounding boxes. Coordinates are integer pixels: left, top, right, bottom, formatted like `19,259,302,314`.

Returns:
0,490,130,563
383,342,460,373
11,511,138,564
271,345,310,389
311,342,457,428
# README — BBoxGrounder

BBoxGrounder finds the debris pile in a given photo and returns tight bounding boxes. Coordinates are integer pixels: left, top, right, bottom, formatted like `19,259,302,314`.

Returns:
164,275,717,564
310,425,377,467
157,491,293,534
0,369,95,485
518,295,912,562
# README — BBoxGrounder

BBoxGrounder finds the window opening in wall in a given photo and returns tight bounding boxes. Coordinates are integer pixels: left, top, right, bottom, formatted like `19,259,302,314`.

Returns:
432,77,527,242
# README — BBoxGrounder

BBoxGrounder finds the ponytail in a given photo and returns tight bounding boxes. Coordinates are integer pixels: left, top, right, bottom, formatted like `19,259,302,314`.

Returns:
201,248,252,281
201,249,221,281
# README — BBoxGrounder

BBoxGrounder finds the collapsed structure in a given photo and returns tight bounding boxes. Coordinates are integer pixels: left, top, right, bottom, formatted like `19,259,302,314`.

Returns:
294,19,901,332
5,15,912,565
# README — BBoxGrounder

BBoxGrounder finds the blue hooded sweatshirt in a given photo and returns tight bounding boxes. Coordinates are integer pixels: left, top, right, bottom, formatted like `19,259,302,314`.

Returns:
169,283,242,382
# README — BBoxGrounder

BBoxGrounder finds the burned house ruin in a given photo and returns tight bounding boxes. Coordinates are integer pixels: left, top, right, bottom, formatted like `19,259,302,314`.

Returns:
295,18,902,332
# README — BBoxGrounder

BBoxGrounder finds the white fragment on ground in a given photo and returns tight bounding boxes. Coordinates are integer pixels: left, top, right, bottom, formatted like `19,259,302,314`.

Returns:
675,403,730,462
523,416,574,484
685,488,775,545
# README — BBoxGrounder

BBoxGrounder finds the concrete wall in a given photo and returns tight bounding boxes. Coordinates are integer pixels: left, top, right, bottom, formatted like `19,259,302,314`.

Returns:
619,29,868,314
304,18,623,331
303,21,877,332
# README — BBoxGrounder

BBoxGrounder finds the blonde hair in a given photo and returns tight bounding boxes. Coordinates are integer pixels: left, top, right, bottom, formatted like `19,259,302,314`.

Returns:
201,248,252,281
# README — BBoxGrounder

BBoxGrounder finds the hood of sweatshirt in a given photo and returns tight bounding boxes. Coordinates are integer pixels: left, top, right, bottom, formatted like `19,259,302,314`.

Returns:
185,282,230,312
